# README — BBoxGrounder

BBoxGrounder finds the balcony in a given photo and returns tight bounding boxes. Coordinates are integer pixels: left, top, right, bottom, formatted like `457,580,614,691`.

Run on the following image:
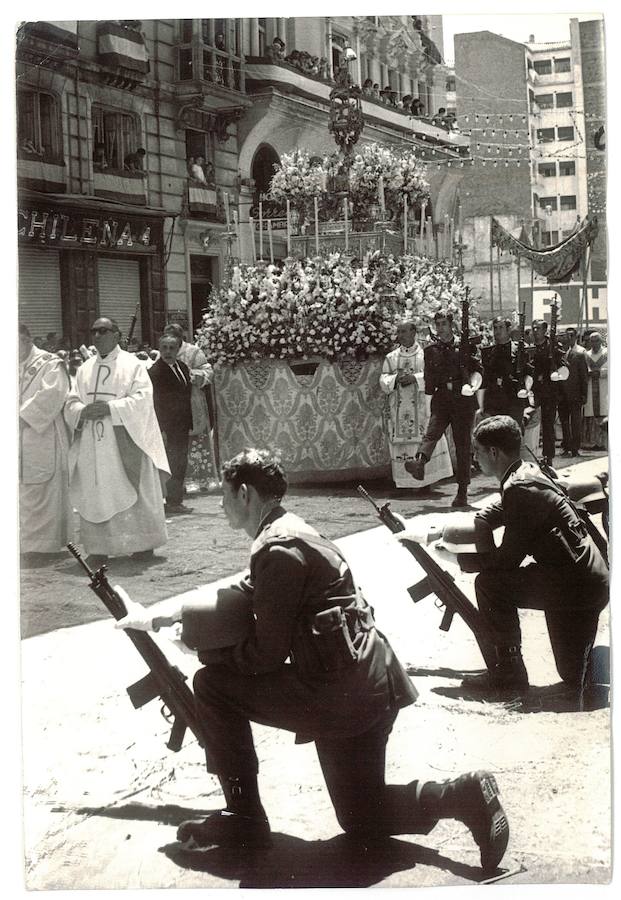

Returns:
186,179,225,220
17,157,66,193
244,57,469,152
95,21,150,89
93,170,147,205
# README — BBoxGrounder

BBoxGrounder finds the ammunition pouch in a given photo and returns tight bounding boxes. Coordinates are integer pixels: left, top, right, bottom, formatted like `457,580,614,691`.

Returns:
291,594,375,678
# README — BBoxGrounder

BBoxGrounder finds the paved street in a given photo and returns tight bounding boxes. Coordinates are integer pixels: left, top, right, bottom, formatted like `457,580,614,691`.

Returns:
13,458,611,893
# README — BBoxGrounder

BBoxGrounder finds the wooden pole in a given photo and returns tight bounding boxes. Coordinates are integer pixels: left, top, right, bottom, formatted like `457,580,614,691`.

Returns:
267,219,274,264
497,244,502,310
489,216,495,314
258,201,263,260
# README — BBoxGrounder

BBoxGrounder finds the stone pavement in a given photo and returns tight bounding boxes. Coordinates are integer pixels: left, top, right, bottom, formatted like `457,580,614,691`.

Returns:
14,458,612,893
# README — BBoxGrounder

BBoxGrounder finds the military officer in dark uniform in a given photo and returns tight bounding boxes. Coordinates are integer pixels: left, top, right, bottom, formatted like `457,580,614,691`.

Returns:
530,318,568,465
446,416,608,694
119,448,510,871
406,309,482,508
480,315,531,429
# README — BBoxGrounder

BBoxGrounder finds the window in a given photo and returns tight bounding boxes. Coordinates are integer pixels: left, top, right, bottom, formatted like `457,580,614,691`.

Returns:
537,128,555,143
332,32,347,74
17,89,61,162
540,196,558,211
592,287,599,299
556,92,572,108
446,76,455,92
560,195,576,210
559,160,575,176
557,126,574,141
533,59,552,75
554,57,571,73
92,106,140,172
177,19,243,90
258,18,266,56
541,231,559,246
535,93,554,109
538,163,556,177
185,129,215,186
592,307,600,322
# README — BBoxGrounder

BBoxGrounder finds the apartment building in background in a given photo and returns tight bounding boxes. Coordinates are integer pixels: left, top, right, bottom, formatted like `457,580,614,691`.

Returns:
16,15,465,346
454,17,606,326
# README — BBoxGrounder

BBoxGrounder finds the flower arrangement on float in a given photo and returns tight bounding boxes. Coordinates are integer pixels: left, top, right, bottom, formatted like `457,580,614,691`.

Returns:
196,253,476,367
267,143,429,229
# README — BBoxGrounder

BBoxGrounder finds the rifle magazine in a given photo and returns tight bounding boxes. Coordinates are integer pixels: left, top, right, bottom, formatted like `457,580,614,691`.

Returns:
126,671,159,709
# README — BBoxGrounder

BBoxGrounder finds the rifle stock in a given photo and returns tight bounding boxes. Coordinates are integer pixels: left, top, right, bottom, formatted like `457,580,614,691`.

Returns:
67,542,205,751
356,486,498,667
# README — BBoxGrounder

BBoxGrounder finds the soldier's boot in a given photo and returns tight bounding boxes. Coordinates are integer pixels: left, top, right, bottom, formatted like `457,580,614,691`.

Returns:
420,771,510,871
177,774,272,848
451,483,469,508
405,452,428,481
462,645,529,695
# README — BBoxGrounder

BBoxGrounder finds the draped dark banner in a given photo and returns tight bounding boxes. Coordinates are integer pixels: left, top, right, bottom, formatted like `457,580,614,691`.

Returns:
491,216,598,283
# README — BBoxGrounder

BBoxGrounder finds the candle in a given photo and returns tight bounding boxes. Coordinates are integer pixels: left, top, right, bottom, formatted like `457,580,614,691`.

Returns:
286,198,291,256
258,201,263,260
248,215,257,262
267,219,274,263
420,200,426,237
232,209,239,244
224,192,231,228
403,195,408,254
320,171,327,192
378,176,385,219
344,197,349,252
314,196,320,255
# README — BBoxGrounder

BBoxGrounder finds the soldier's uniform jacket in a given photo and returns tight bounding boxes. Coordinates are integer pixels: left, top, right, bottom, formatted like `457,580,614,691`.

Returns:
423,337,481,398
458,461,608,604
532,338,566,400
203,507,417,743
481,341,532,414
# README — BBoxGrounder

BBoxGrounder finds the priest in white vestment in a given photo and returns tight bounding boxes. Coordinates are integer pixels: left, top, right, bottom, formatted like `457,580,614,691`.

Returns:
19,324,72,554
64,317,170,561
380,320,453,489
583,332,608,450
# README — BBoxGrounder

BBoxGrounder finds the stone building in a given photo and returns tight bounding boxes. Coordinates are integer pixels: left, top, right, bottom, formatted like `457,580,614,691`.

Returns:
16,15,468,346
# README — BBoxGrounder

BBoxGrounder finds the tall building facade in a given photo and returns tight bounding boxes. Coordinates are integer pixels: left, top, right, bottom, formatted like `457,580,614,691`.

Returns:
454,19,606,327
16,15,464,347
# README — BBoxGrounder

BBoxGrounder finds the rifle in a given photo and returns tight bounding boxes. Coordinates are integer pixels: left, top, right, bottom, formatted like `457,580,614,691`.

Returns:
514,302,533,399
545,295,570,383
458,289,483,394
356,486,500,668
127,303,140,347
67,543,205,751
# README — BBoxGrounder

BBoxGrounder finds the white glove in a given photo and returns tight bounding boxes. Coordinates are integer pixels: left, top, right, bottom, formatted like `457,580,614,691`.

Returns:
114,585,154,631
461,383,475,397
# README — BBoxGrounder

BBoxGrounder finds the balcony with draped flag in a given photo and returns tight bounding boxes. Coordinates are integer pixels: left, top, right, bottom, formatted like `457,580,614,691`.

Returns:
96,21,150,88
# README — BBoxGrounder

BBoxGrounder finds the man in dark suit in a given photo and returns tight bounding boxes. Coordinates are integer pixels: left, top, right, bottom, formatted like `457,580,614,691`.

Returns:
558,327,589,457
148,333,193,514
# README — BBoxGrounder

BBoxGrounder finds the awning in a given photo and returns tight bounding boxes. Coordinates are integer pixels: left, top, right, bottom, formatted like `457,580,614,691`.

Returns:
491,216,598,283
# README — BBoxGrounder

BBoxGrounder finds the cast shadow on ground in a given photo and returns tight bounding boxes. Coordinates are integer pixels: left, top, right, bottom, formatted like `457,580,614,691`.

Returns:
73,801,513,887
160,830,501,888
431,680,609,714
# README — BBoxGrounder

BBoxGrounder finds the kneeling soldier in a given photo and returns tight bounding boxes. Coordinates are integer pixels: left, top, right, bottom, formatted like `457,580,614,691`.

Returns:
119,447,510,871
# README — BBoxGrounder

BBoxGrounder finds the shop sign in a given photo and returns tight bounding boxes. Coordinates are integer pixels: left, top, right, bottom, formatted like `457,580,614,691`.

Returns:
17,207,157,250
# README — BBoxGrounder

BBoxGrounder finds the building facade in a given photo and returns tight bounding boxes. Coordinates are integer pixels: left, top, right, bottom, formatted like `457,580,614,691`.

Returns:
453,19,606,326
16,15,466,347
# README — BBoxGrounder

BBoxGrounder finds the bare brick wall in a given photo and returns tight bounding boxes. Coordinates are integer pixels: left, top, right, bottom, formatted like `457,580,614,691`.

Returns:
455,32,532,220
580,19,607,282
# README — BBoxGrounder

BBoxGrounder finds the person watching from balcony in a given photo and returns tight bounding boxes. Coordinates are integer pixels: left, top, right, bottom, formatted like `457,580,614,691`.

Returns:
410,97,425,116
431,108,449,129
190,156,208,184
124,147,146,171
267,36,286,61
362,78,374,96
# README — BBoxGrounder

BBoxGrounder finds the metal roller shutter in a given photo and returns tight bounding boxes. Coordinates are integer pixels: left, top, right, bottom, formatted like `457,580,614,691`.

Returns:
97,258,142,344
18,248,63,341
